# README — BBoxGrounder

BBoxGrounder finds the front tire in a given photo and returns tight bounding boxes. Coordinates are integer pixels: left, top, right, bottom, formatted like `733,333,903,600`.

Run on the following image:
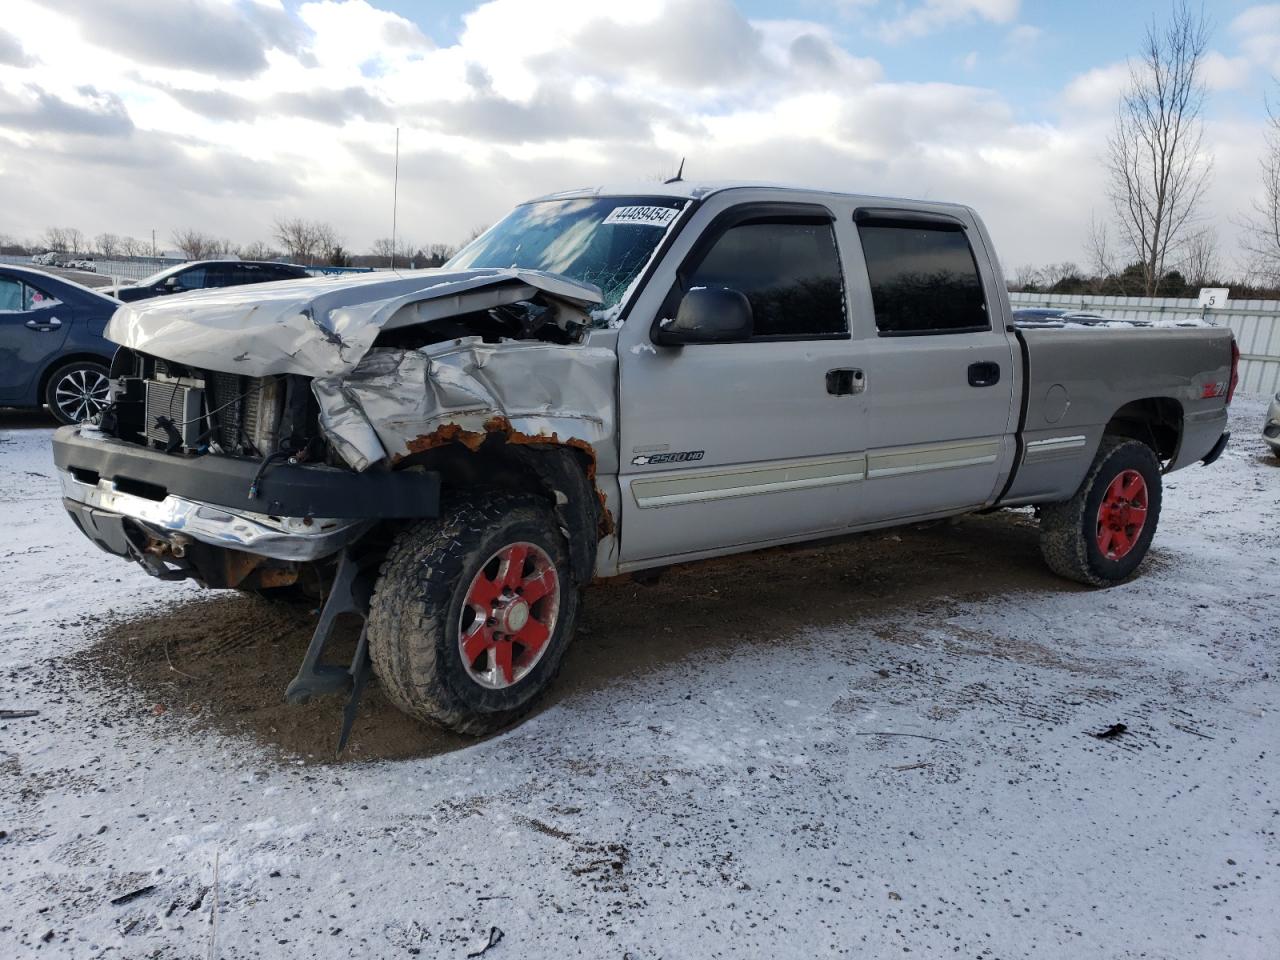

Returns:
45,360,111,425
1039,437,1163,587
366,495,579,735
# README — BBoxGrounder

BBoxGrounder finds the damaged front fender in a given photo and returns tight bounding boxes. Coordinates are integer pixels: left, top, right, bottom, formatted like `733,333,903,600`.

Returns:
311,338,617,475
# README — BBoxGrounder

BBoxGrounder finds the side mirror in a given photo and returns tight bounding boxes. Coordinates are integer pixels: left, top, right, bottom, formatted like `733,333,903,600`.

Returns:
162,276,182,292
654,287,753,346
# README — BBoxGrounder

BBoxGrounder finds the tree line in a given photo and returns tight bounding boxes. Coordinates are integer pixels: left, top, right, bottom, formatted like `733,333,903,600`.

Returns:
0,218,483,270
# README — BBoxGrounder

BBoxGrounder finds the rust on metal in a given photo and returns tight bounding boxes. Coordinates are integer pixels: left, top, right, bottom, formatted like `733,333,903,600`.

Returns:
398,415,613,538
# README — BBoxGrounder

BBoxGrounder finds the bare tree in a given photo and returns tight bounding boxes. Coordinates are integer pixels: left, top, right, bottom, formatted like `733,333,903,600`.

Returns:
371,236,415,266
170,229,229,260
1179,227,1221,287
119,235,146,258
94,233,121,258
425,242,455,264
1011,264,1045,291
1085,211,1120,279
313,222,343,263
273,217,319,263
1104,2,1212,296
238,240,281,261
1240,98,1280,285
272,217,339,264
1041,262,1083,289
44,226,86,253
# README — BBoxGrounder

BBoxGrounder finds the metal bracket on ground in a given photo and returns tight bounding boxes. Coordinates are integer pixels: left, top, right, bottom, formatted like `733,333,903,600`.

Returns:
283,546,378,755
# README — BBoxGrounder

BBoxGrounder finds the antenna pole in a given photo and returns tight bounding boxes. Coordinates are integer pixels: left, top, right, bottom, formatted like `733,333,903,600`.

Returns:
390,126,400,270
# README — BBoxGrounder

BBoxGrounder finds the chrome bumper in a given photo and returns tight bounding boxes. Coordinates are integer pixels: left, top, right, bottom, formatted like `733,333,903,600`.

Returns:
59,471,371,562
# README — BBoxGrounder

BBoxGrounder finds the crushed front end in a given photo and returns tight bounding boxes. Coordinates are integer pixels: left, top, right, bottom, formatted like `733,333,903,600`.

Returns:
53,348,439,589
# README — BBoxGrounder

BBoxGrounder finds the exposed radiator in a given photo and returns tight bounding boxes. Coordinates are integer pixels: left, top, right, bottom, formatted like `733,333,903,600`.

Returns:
205,371,245,451
144,379,203,450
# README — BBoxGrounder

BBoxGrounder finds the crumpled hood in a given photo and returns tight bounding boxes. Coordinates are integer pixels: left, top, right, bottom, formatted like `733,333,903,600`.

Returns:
104,267,603,379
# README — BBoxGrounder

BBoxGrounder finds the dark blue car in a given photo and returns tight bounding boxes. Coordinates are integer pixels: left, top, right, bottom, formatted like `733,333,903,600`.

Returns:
0,265,119,424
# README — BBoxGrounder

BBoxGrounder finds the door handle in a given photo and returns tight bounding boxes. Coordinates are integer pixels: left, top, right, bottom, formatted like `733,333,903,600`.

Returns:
826,368,865,396
25,317,62,332
967,361,1000,387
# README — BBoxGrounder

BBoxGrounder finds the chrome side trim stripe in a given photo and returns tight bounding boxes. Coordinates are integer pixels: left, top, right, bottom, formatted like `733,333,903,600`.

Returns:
865,439,1001,479
632,437,1008,509
632,454,867,509
1023,434,1087,462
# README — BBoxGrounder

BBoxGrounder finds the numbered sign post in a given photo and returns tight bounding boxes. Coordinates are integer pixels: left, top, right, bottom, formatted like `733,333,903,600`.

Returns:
1198,287,1229,309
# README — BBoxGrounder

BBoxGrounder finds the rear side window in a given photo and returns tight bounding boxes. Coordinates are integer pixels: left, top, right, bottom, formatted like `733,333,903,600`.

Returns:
685,220,846,338
857,223,987,335
175,266,207,290
24,281,62,310
0,278,61,311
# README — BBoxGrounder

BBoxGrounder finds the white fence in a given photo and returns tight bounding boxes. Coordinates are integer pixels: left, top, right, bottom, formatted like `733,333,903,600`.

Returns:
1009,292,1280,396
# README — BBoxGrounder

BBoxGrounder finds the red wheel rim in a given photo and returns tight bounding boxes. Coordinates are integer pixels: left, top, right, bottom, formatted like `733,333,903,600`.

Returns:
458,541,560,689
1095,469,1148,561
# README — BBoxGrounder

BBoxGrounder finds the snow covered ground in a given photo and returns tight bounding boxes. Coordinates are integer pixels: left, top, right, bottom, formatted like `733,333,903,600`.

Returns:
1,399,1277,959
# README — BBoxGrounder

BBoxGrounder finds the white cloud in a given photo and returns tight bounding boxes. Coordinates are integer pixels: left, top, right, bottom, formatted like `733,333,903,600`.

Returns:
1231,4,1280,69
876,0,1020,43
1201,51,1252,92
1005,23,1041,48
0,0,1269,276
1060,61,1130,112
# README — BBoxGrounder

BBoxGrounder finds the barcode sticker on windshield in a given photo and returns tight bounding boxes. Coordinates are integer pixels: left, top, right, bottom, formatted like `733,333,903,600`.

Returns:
603,205,680,227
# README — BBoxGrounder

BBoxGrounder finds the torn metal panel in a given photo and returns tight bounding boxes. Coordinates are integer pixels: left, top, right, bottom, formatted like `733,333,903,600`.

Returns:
311,338,617,474
105,268,603,379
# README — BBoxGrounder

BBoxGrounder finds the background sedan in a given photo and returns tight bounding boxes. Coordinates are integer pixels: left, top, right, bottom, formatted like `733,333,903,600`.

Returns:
0,265,119,424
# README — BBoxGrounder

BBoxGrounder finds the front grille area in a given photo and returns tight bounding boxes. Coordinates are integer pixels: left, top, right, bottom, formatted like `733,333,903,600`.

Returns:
144,379,204,450
141,370,281,455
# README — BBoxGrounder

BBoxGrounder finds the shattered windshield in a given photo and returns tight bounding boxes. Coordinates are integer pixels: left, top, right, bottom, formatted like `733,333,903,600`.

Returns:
446,196,688,325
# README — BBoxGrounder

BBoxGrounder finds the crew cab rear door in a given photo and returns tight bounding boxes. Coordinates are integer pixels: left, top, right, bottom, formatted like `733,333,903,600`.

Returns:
846,207,1018,522
616,196,868,564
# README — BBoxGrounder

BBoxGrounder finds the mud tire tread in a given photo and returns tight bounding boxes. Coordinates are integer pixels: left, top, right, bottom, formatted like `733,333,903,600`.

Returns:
1038,437,1163,587
366,495,576,735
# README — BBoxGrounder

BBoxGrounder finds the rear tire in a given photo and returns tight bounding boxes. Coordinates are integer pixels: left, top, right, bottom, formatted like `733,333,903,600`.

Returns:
45,360,110,425
1039,437,1163,587
366,495,579,735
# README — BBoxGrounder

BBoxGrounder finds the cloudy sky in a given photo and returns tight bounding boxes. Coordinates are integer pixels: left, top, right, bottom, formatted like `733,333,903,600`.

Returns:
0,0,1274,272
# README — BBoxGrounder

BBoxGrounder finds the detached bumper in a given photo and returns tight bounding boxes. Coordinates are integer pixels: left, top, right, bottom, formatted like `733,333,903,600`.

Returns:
53,425,440,565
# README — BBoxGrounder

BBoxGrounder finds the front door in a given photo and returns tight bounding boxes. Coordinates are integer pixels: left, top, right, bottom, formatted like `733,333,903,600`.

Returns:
617,200,868,564
0,275,70,403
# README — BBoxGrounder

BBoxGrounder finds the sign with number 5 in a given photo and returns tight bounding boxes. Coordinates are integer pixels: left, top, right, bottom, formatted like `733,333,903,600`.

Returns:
1198,287,1229,308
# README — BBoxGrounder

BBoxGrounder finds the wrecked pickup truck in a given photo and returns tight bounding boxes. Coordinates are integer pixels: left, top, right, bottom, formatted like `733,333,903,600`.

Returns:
52,183,1239,736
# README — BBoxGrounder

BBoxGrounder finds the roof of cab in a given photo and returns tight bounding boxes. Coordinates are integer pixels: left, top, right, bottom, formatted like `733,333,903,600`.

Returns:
525,180,975,217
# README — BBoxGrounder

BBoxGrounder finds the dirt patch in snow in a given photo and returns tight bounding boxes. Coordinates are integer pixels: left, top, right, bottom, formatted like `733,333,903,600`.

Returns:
67,509,1075,764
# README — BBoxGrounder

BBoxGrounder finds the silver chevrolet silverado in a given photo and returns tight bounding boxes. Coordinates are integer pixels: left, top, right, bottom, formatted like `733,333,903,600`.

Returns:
53,182,1238,736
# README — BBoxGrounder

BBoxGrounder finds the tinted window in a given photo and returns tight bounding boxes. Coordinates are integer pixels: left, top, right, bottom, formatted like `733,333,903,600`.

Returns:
0,278,21,311
686,220,846,338
203,265,238,287
857,224,987,335
174,266,207,290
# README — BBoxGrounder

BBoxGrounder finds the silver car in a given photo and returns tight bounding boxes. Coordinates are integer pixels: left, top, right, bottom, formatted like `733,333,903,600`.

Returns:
1265,393,1280,457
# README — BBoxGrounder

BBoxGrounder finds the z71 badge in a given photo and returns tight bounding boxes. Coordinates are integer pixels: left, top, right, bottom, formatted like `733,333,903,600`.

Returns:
632,450,705,466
